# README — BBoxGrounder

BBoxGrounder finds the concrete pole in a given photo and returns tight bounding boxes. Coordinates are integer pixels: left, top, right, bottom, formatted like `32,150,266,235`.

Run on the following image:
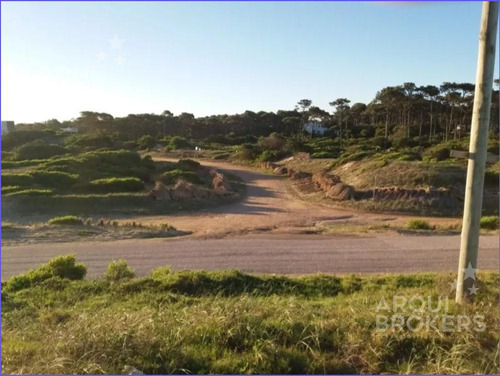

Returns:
456,1,498,304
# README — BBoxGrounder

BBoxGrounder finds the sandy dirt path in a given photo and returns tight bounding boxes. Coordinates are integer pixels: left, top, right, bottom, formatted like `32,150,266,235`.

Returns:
132,158,460,238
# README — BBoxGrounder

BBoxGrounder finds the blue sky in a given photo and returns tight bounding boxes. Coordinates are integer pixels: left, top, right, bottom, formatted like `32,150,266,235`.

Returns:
1,1,498,123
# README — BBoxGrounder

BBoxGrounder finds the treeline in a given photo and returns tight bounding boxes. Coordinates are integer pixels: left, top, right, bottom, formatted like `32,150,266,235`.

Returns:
11,80,499,145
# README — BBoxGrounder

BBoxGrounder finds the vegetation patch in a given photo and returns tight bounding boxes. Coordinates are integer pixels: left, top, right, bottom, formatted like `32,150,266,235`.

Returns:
48,215,84,226
480,216,499,230
406,219,434,230
2,218,189,245
88,177,144,193
1,257,498,375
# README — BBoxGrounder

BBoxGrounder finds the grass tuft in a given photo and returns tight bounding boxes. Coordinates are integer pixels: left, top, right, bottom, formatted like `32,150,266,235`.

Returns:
48,215,84,226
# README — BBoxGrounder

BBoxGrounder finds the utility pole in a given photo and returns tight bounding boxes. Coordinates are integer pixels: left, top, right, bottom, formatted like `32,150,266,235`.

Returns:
456,1,498,304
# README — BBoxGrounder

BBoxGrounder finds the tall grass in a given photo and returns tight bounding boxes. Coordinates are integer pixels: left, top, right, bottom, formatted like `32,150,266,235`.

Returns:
2,257,498,375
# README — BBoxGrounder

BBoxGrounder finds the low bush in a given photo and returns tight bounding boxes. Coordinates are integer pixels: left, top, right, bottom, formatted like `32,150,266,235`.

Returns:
311,151,334,158
65,134,114,150
6,189,54,196
256,150,282,162
480,216,499,230
168,136,191,150
176,159,200,171
425,145,450,161
104,260,135,281
1,186,23,195
235,144,259,160
48,215,84,226
138,135,156,150
30,171,79,190
407,219,433,230
88,177,144,193
13,140,69,160
3,255,86,292
160,170,202,185
40,150,153,182
1,129,58,151
151,265,172,279
1,173,34,187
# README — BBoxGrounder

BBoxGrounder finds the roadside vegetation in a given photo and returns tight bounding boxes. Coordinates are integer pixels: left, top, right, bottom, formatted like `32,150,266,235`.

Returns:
1,217,189,245
2,255,498,374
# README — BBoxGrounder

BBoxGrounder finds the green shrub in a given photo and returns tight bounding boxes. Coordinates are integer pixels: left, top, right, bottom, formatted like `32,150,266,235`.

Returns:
104,260,135,281
258,133,286,151
65,134,114,150
168,137,191,150
6,189,54,197
48,215,84,226
138,135,156,150
3,255,86,292
151,266,172,279
480,216,499,230
256,150,282,162
30,171,79,189
235,144,258,160
1,171,78,191
407,219,433,230
1,186,23,195
13,140,69,160
1,129,58,151
1,173,34,187
311,151,334,158
160,170,202,185
176,159,200,171
88,177,144,193
40,150,152,182
425,145,450,161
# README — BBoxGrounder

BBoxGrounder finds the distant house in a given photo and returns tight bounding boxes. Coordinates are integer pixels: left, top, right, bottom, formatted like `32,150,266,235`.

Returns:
303,122,328,136
61,127,79,133
1,121,15,135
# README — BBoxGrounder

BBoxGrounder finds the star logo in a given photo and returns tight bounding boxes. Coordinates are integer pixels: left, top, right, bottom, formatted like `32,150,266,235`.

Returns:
468,284,479,295
108,33,124,50
448,279,458,291
462,262,478,281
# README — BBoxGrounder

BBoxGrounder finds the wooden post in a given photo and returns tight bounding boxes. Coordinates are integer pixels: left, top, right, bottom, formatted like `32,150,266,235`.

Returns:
456,1,498,304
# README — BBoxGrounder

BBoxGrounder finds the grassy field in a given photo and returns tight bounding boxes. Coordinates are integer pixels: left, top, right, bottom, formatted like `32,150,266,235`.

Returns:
2,256,498,374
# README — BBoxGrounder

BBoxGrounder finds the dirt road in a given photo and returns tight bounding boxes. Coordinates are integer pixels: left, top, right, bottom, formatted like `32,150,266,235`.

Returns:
132,158,462,238
2,158,498,278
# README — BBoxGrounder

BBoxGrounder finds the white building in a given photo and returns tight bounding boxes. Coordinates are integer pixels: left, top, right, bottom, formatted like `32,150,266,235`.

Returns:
303,122,328,136
1,121,15,135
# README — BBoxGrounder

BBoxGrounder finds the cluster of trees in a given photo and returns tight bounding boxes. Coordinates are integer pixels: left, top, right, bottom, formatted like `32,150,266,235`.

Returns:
15,80,499,145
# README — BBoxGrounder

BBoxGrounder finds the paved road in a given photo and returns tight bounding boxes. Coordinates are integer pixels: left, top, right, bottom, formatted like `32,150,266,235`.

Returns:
2,234,498,279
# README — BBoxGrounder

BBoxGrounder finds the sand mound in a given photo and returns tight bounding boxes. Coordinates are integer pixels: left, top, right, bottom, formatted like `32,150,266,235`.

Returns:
210,169,232,194
312,172,353,201
149,182,172,200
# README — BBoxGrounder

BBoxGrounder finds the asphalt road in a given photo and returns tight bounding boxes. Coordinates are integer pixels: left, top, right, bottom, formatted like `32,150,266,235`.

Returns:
2,234,498,279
